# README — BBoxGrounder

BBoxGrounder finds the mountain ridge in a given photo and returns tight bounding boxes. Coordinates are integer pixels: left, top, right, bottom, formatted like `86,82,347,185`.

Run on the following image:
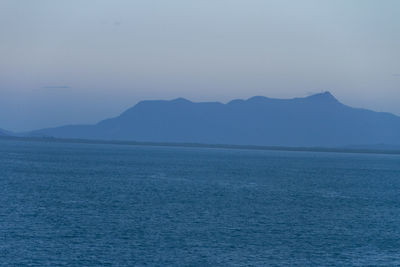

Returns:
28,92,400,147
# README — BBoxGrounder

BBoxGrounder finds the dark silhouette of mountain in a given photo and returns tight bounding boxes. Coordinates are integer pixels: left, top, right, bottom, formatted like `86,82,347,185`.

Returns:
29,92,400,147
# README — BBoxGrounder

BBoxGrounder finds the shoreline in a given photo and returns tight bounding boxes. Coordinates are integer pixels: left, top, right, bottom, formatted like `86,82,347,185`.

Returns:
1,135,400,155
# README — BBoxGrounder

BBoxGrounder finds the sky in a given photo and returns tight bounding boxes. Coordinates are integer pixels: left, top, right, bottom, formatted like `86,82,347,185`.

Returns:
1,0,400,132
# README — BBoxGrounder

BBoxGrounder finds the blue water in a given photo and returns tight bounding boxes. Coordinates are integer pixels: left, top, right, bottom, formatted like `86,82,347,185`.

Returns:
1,140,400,266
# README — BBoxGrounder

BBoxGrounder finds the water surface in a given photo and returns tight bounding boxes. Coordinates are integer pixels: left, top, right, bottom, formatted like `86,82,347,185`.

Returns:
1,139,400,266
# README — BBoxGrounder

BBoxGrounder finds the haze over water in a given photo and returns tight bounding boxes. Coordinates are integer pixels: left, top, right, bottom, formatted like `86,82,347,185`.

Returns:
2,139,400,265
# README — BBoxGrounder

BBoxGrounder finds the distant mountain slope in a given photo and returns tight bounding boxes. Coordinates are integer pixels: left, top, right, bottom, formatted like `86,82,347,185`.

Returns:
30,92,400,147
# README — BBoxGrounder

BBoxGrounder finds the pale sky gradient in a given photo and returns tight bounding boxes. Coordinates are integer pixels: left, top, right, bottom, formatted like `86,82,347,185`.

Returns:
1,0,399,131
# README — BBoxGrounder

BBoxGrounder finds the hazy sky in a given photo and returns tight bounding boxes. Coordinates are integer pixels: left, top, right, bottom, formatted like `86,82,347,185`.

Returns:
1,0,399,131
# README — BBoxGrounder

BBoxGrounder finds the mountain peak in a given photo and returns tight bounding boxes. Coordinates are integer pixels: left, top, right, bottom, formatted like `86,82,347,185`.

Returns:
305,91,339,103
171,97,192,104
246,96,271,102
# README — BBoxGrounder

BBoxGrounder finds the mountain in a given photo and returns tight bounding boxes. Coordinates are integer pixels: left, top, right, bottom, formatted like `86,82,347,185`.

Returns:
29,92,400,147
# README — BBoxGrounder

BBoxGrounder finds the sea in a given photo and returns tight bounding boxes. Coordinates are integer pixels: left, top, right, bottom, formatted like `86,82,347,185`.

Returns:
1,139,400,266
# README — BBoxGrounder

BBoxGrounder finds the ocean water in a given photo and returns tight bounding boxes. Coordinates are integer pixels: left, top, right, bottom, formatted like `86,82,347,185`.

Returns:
1,140,400,266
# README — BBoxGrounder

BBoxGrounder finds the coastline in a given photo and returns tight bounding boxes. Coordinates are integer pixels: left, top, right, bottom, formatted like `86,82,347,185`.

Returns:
1,135,400,156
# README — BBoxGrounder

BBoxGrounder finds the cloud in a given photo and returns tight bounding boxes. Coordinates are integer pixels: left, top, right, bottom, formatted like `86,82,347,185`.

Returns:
392,74,400,77
42,86,71,89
